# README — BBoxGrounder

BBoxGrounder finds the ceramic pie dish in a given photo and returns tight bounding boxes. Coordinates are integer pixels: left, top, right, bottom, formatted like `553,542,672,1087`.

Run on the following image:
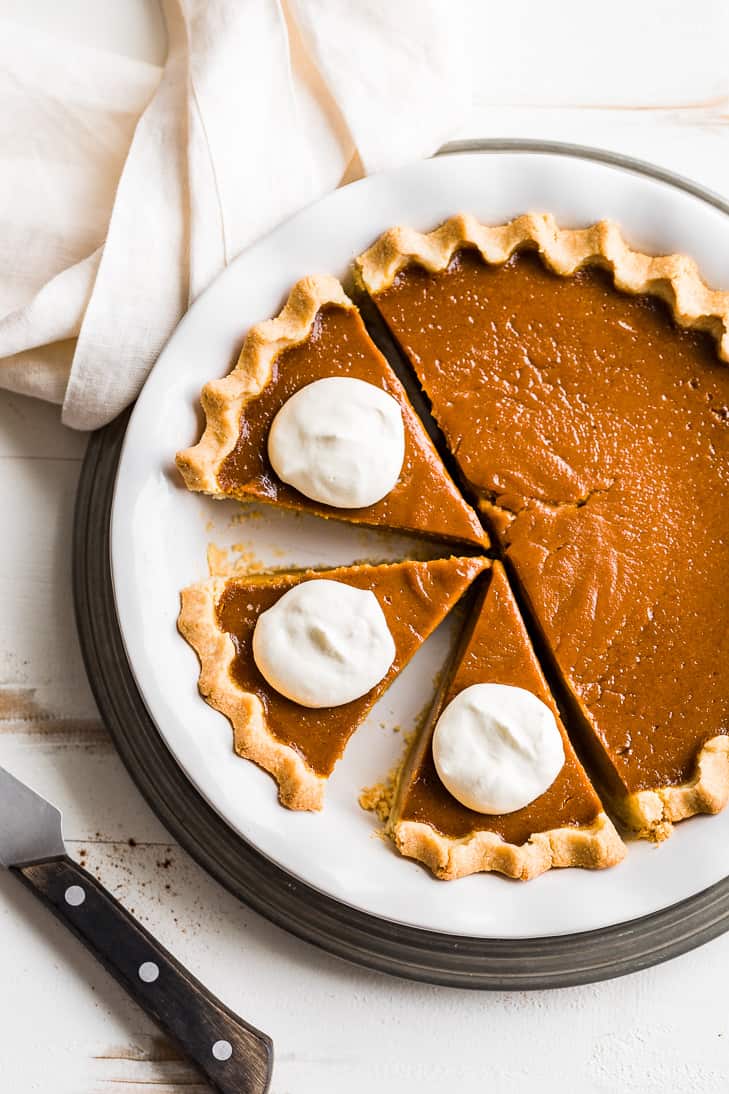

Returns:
108,143,729,942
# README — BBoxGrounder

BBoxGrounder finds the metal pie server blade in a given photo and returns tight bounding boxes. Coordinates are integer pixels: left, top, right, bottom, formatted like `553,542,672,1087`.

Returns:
0,766,65,867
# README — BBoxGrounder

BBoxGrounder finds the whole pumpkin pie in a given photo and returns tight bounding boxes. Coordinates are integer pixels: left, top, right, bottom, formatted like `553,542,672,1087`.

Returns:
176,275,486,549
178,555,488,810
389,561,624,879
357,213,729,840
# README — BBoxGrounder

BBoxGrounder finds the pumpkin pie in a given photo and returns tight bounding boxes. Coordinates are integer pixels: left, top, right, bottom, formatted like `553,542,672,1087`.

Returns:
176,275,486,549
357,214,729,840
389,561,624,879
178,555,488,810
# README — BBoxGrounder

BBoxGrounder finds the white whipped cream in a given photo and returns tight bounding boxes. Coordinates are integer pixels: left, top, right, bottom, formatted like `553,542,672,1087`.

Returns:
432,683,565,814
267,376,405,509
252,578,395,708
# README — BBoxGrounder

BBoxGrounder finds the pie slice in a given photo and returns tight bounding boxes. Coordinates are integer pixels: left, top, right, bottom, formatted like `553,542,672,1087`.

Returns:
357,213,729,840
389,561,624,880
178,555,489,810
176,275,486,549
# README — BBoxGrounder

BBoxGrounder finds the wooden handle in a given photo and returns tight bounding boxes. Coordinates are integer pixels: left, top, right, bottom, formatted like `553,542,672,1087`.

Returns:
14,856,273,1094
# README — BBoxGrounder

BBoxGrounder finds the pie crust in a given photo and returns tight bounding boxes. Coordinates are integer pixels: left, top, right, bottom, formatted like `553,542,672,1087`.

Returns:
179,576,323,810
393,812,623,882
618,737,729,841
176,276,349,496
356,213,729,839
354,212,729,361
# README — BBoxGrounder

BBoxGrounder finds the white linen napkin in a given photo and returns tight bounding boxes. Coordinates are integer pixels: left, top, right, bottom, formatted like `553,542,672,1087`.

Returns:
0,0,467,430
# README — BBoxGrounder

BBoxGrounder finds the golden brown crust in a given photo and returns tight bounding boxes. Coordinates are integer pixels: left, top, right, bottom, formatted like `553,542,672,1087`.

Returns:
390,812,625,881
178,578,326,811
614,736,729,841
354,212,729,361
176,275,352,494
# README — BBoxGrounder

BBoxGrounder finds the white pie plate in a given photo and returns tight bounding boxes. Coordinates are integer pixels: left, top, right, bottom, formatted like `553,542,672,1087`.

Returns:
111,147,729,939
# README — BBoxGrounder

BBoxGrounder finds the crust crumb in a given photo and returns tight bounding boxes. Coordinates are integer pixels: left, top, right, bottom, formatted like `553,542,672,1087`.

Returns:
360,709,428,824
230,504,265,525
359,779,396,823
206,543,233,576
206,542,268,577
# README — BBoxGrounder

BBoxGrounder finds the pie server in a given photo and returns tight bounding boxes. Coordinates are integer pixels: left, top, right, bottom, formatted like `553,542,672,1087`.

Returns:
0,764,273,1093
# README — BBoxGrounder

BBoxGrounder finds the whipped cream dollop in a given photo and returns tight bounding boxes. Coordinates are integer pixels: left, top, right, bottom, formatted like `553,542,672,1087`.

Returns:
267,376,405,509
252,578,395,708
432,683,565,814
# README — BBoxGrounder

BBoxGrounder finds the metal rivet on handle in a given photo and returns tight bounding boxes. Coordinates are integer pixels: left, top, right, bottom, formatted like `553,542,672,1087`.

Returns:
138,961,160,983
64,885,86,907
212,1040,233,1061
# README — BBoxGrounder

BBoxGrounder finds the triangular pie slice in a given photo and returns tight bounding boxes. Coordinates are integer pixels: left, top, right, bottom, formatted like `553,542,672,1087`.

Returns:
179,555,489,810
357,213,729,840
176,275,487,549
388,562,625,880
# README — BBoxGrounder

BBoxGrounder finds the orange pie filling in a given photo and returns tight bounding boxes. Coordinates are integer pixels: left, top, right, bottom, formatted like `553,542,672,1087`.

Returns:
367,236,729,836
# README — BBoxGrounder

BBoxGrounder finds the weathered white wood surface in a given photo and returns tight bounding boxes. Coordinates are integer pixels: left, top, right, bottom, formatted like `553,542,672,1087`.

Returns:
1,2,729,1091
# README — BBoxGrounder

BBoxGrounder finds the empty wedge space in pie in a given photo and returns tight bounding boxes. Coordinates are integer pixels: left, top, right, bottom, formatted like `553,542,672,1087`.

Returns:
176,210,729,880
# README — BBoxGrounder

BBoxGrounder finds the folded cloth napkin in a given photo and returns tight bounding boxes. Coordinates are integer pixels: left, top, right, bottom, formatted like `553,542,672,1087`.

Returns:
0,0,467,430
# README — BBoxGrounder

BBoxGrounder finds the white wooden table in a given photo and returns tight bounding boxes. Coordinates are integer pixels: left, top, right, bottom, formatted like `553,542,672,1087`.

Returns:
2,2,729,1091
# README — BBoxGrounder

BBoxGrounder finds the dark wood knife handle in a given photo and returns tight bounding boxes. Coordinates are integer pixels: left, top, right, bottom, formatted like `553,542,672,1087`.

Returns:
14,856,273,1094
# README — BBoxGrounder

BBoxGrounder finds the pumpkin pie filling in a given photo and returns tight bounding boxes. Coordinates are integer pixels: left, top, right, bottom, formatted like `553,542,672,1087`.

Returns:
179,555,488,808
177,280,486,549
390,562,624,878
363,224,729,835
